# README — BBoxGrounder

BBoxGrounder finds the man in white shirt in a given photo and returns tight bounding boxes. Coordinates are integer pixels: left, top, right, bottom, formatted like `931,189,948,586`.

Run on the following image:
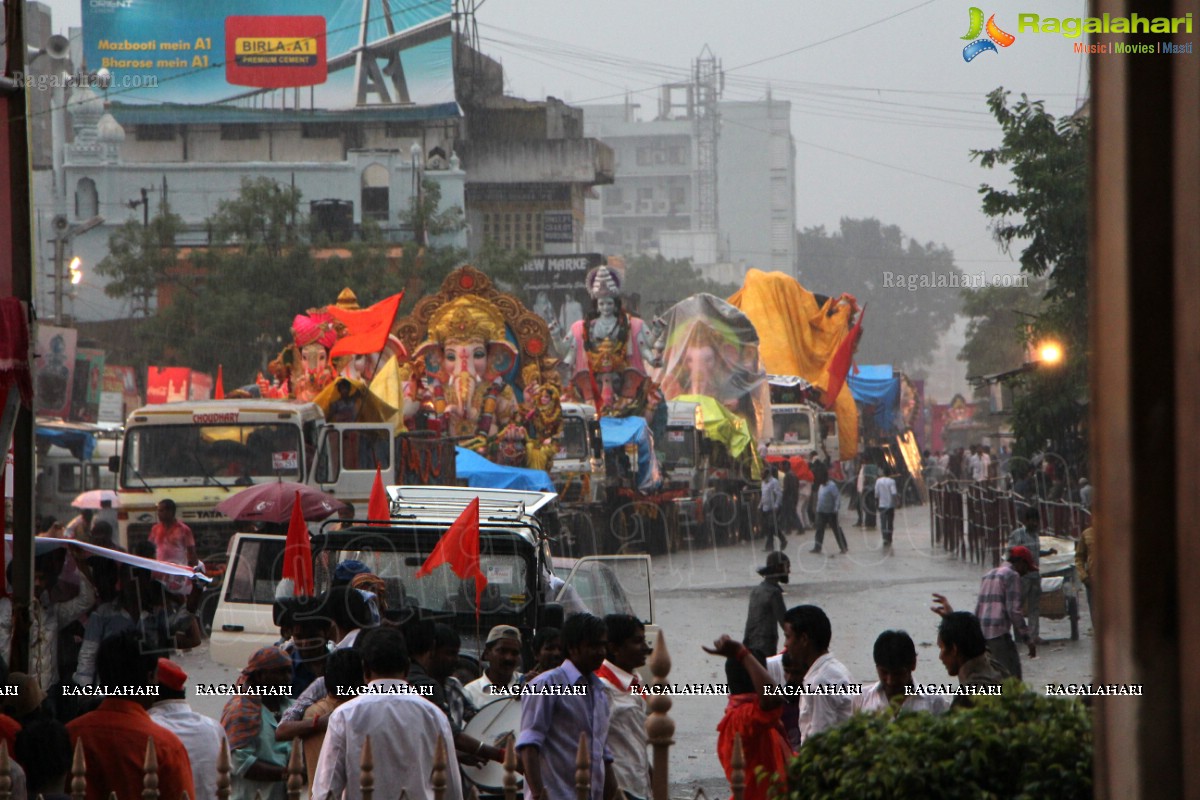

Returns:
783,605,855,743
148,658,230,800
463,625,524,712
312,626,462,800
873,471,898,552
851,630,948,717
968,446,984,482
596,614,652,800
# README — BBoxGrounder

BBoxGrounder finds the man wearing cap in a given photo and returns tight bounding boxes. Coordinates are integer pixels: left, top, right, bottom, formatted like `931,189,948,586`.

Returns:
149,658,229,800
742,552,789,657
932,546,1036,679
1007,506,1055,645
463,625,524,712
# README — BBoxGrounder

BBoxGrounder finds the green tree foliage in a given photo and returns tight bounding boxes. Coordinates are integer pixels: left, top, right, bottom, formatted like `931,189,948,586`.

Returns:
787,686,1092,799
796,218,962,371
957,279,1045,396
622,254,740,318
971,89,1089,466
95,202,184,318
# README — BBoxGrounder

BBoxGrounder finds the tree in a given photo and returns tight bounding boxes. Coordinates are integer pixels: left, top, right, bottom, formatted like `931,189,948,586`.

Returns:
957,279,1046,396
796,218,963,371
396,178,467,311
971,88,1089,468
95,202,184,318
622,254,741,318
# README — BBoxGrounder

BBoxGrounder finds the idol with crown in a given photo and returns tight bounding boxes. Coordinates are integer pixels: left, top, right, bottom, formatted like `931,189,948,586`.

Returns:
394,266,562,470
562,264,662,419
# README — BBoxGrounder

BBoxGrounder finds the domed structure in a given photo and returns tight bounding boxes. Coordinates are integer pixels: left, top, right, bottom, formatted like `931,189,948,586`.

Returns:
97,112,125,143
69,85,104,127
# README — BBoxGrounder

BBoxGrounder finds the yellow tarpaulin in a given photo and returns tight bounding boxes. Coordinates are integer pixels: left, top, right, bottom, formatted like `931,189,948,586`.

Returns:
675,394,763,480
727,269,859,459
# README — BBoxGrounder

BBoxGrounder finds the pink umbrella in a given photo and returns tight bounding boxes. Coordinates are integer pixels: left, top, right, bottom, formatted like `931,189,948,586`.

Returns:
215,481,348,524
71,489,120,509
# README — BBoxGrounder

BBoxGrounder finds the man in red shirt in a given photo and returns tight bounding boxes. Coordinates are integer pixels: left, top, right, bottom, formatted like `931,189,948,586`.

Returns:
66,630,195,800
148,498,198,598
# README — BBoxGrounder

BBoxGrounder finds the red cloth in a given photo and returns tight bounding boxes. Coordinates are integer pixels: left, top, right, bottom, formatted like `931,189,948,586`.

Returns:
214,365,225,399
327,292,403,358
822,305,865,410
66,699,195,800
415,497,487,617
0,298,32,407
0,714,19,756
716,694,792,800
367,465,389,525
282,491,313,596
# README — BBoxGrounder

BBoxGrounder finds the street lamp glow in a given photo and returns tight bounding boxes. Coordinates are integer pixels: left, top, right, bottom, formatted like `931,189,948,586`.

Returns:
68,256,83,285
1038,341,1064,365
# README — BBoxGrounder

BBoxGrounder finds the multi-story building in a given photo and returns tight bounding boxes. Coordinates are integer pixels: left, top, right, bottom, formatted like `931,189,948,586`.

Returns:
583,74,796,282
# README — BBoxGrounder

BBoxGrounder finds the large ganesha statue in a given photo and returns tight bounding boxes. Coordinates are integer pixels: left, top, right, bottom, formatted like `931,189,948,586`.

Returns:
396,266,562,471
562,265,661,418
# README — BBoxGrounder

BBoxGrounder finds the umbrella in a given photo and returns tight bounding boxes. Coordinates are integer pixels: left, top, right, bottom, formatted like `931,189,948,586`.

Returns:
215,481,348,524
71,489,120,509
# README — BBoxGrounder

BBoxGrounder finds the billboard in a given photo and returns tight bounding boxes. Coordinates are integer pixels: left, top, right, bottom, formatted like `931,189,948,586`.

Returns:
82,0,456,112
70,348,107,423
34,325,77,419
521,253,603,336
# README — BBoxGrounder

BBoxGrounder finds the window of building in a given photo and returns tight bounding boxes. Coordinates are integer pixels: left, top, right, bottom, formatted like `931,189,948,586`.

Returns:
134,124,175,141
481,211,544,253
301,122,342,139
220,124,261,140
668,186,687,210
74,178,98,219
361,163,390,224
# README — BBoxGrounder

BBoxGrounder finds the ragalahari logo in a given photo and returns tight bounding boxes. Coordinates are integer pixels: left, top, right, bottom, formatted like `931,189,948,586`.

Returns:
962,8,1016,61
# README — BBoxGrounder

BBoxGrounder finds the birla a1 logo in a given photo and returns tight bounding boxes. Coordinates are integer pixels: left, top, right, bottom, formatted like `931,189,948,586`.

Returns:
961,7,1016,61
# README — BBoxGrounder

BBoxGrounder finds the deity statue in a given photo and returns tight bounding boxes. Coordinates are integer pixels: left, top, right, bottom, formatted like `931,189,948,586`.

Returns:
412,295,521,448
562,265,661,417
268,310,338,402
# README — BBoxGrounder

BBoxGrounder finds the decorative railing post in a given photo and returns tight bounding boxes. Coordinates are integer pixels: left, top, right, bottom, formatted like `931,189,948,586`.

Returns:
730,733,745,800
432,735,448,800
72,738,87,800
645,631,675,800
142,737,160,800
360,734,375,800
574,733,591,800
215,744,231,800
286,739,304,800
503,739,519,800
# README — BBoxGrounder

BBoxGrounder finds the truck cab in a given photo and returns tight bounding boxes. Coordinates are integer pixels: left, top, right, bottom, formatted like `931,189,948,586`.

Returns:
766,376,840,463
210,486,655,669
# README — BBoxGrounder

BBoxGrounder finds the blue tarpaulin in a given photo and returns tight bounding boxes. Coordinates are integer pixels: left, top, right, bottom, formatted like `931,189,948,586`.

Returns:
454,447,555,493
599,417,661,492
35,426,96,461
848,365,901,433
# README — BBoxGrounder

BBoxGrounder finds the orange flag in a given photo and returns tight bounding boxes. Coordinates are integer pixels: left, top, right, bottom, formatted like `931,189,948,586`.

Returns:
327,293,404,358
282,491,313,597
823,305,866,410
368,464,390,525
214,365,225,399
415,497,486,618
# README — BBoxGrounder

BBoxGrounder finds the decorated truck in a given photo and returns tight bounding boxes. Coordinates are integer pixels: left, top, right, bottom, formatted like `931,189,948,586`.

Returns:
765,375,841,464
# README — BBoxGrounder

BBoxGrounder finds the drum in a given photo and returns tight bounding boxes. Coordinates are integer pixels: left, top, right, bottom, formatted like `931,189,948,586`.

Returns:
462,697,524,795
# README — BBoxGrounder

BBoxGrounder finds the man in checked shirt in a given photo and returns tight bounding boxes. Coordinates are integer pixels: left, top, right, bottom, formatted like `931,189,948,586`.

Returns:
931,545,1037,680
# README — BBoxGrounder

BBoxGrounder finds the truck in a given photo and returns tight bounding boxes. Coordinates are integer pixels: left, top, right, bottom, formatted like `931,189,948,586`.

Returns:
210,485,655,670
764,376,840,464
34,420,121,525
546,403,607,556
114,399,453,562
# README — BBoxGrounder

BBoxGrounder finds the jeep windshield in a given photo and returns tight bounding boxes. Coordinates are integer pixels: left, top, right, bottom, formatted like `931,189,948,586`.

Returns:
557,415,589,461
312,528,536,617
121,423,303,487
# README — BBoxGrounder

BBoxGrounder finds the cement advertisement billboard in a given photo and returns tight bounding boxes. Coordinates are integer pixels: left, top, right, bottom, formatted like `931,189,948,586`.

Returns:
83,0,456,112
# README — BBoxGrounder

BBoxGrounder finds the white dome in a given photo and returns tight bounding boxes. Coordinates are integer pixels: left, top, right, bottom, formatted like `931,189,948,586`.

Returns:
97,112,126,143
70,85,104,123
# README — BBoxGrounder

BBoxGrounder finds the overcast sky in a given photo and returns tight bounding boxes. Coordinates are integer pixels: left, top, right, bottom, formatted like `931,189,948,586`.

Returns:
35,0,1092,394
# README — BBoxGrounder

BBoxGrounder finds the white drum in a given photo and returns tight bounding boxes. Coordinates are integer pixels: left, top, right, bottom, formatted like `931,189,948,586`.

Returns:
462,697,524,795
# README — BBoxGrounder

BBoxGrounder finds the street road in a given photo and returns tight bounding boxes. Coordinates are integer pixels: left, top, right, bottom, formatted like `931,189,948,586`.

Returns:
174,502,1095,798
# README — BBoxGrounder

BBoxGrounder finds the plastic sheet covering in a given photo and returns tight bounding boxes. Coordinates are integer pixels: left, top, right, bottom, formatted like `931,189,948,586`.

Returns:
599,416,661,493
673,394,763,481
454,447,554,492
727,269,859,458
847,365,901,432
657,294,772,442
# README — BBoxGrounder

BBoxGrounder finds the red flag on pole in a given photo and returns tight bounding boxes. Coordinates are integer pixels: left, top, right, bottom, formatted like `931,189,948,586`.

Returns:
823,305,866,410
282,490,313,597
214,365,225,400
327,293,404,358
415,497,486,619
368,464,389,526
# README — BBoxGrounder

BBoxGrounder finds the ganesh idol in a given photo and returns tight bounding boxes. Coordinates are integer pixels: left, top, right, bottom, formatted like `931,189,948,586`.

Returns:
562,265,661,417
412,295,522,446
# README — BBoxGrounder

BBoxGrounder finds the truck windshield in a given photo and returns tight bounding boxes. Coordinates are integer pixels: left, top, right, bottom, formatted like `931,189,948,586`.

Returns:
772,411,812,444
662,427,696,467
558,416,589,460
121,423,303,487
315,548,532,615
